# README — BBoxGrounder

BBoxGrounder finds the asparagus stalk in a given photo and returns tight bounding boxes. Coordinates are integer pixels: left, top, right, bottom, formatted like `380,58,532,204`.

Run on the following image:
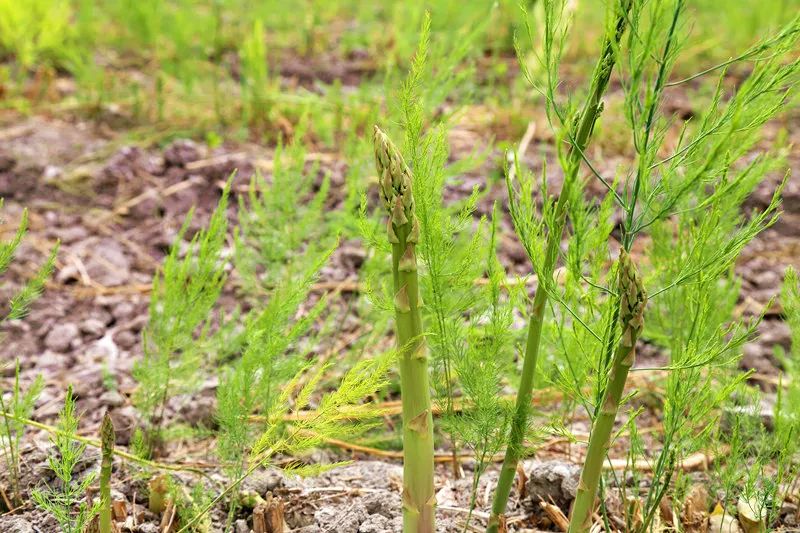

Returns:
99,413,115,533
487,4,632,531
374,126,435,533
568,250,647,533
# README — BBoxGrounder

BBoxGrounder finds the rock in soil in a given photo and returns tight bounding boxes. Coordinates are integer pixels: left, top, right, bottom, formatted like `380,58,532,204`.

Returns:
43,322,80,352
0,517,34,533
524,460,581,510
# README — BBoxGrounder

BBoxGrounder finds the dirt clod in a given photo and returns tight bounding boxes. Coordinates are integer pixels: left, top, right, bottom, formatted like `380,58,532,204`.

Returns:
43,323,80,352
524,460,581,510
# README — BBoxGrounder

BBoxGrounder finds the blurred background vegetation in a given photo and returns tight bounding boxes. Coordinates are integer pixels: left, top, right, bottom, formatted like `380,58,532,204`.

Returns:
0,0,796,145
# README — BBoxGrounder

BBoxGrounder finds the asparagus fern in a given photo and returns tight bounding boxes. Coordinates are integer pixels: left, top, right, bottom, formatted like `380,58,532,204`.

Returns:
133,181,231,451
31,386,100,533
488,2,633,528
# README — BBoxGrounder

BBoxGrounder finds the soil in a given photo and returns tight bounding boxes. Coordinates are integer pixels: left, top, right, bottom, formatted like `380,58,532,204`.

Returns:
0,81,797,532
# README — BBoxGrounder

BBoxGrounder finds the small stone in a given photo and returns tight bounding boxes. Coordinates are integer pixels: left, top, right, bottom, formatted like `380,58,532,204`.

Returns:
81,318,107,337
43,165,63,181
0,517,34,533
780,502,798,527
69,367,104,398
753,270,779,289
136,523,160,533
359,514,399,533
524,460,581,509
114,330,138,350
0,153,16,172
44,323,80,352
163,139,202,167
234,519,249,533
86,337,117,360
361,492,400,517
179,393,216,428
243,469,284,494
86,239,131,287
112,301,137,321
56,225,89,244
315,504,367,533
99,390,126,408
759,321,791,350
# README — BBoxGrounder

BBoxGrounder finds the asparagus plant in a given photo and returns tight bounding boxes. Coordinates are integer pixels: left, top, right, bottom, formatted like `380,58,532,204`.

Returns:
569,251,646,532
133,180,231,451
99,413,114,533
560,2,799,529
0,200,57,506
374,125,435,533
488,1,632,529
31,386,99,533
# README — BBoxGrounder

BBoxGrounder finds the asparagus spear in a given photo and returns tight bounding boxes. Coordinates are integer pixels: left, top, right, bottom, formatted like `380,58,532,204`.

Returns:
487,3,632,530
374,126,435,533
99,413,115,533
568,250,646,532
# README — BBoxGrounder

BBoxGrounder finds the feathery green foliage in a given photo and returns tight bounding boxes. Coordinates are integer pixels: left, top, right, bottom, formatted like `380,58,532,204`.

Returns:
0,202,59,322
489,2,634,528
0,0,72,69
447,208,514,529
31,386,99,533
234,122,334,294
0,362,44,507
217,244,331,527
239,19,272,132
0,200,57,506
181,352,392,533
133,181,231,450
556,3,799,530
394,14,487,477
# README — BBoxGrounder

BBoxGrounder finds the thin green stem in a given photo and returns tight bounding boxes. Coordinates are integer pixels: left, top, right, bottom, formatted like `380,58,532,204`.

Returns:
0,411,212,479
487,3,632,530
0,386,20,506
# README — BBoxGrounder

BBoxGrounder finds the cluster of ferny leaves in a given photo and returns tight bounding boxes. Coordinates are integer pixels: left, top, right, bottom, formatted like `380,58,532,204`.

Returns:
234,119,334,294
31,386,99,533
128,125,393,530
132,182,231,452
0,200,57,506
363,10,516,533
709,267,800,529
507,1,799,532
364,1,798,530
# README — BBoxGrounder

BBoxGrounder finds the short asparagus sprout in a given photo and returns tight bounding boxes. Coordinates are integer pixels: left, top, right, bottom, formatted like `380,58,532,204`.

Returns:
374,125,434,533
569,250,647,533
99,413,115,533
